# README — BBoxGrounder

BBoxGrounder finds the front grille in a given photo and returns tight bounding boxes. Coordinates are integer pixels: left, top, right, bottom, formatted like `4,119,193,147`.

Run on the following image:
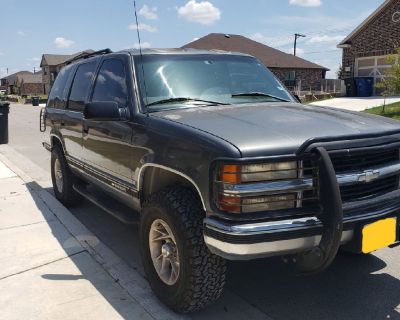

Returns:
330,149,399,173
330,147,399,202
340,175,399,202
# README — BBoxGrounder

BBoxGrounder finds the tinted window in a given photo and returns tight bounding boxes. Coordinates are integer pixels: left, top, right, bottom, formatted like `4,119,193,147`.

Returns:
92,59,128,107
48,64,73,109
68,61,97,111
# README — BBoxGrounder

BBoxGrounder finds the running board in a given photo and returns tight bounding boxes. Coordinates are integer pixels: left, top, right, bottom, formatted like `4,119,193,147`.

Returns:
73,183,139,225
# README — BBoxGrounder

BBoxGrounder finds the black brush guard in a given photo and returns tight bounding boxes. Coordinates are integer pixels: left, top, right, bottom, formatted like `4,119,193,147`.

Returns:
294,147,343,274
294,129,400,274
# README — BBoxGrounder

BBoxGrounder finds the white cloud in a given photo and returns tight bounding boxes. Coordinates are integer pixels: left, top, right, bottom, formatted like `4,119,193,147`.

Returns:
287,47,305,56
133,42,152,49
308,35,345,44
250,33,294,47
128,23,158,33
139,5,158,20
17,31,26,36
289,0,322,7
0,52,4,56
54,37,75,48
177,0,221,25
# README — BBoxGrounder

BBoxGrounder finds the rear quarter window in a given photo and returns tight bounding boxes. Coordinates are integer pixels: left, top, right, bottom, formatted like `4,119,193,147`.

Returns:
47,64,74,109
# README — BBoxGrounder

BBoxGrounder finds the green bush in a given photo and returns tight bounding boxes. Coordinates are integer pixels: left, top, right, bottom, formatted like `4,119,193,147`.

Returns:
376,48,400,95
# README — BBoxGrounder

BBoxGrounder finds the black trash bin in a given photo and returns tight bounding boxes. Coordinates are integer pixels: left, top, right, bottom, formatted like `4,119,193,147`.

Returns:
0,102,10,144
32,96,40,106
344,78,357,97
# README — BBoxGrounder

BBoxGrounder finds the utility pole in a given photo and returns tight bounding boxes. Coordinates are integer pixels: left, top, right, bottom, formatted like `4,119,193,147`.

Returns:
34,67,36,74
294,33,306,56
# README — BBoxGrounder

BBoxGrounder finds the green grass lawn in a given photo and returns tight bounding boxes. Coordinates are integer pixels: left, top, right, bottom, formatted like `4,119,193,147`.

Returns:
364,102,400,120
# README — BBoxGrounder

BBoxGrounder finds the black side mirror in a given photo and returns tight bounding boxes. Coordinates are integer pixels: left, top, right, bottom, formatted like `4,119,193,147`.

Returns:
84,101,123,121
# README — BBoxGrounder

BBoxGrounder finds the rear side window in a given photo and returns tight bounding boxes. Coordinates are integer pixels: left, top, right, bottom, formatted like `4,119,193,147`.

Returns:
68,61,97,111
47,64,73,109
92,59,128,107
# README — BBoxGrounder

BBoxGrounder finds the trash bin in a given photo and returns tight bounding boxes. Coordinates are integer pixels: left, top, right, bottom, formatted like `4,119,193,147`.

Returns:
355,77,374,97
0,102,10,144
32,96,40,106
344,78,357,97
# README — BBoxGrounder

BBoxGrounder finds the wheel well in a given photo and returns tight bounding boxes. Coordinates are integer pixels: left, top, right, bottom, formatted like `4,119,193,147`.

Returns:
51,136,63,152
140,166,204,209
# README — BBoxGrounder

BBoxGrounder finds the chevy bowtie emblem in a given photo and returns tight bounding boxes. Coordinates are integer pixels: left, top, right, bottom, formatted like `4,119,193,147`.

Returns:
358,170,380,183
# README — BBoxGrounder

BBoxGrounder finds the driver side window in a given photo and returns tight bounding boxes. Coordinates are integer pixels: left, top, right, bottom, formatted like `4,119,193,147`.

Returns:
92,59,128,107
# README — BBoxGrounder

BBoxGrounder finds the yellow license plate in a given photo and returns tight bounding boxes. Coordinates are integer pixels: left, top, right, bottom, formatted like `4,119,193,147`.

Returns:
362,218,397,253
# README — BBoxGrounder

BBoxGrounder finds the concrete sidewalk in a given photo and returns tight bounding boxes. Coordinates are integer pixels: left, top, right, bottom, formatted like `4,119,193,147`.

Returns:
0,160,152,319
309,96,400,112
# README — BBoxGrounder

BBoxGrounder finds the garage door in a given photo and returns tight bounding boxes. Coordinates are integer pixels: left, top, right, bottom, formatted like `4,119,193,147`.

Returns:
355,55,397,95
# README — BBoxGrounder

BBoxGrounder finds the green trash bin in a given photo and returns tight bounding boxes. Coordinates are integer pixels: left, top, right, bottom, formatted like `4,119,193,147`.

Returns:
32,96,40,106
0,102,10,144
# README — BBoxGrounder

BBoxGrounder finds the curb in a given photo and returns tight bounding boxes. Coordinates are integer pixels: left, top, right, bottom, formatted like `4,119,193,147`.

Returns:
0,148,185,320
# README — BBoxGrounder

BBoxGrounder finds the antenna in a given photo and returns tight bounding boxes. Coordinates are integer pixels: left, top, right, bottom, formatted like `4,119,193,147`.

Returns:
133,0,149,111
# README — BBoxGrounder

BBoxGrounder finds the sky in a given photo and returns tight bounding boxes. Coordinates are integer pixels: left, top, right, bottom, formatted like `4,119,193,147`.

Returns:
0,0,386,78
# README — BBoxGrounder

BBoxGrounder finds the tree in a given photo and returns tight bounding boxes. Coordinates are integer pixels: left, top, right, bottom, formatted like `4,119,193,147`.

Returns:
376,48,400,95
336,65,345,80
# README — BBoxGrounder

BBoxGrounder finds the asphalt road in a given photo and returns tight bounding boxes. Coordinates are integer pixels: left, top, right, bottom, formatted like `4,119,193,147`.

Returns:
4,103,400,320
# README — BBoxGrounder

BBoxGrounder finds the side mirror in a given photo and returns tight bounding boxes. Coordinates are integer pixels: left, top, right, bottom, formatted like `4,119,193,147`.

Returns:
84,101,123,121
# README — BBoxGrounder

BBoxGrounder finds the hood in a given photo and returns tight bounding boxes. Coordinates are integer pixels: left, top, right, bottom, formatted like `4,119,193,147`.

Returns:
152,102,400,157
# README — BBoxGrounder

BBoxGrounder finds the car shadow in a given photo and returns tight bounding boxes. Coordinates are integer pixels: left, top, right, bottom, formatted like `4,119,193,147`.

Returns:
39,184,400,320
226,250,400,320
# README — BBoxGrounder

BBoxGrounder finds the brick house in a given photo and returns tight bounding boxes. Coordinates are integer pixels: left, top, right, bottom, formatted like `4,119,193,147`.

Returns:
40,50,94,94
182,33,329,91
0,71,44,95
19,73,45,96
338,0,400,94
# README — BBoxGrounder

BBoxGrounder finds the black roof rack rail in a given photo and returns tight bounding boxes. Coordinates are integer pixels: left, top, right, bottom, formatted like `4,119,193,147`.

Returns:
66,48,113,65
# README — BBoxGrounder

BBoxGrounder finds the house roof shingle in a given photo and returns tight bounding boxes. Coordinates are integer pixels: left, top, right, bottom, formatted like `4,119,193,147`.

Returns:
18,74,42,84
182,33,328,70
40,50,95,67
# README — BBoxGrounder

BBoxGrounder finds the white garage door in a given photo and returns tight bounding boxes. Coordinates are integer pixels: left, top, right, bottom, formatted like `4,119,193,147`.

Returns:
355,55,397,95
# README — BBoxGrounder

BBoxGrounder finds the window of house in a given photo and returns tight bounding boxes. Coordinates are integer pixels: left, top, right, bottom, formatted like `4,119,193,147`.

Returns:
284,70,296,81
92,59,128,107
68,61,97,111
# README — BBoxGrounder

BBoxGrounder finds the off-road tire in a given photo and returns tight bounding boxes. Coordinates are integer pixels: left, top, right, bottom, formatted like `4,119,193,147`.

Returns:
140,186,226,313
51,145,82,207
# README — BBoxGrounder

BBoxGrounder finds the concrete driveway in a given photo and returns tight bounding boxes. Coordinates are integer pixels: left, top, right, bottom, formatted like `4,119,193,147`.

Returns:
310,96,400,112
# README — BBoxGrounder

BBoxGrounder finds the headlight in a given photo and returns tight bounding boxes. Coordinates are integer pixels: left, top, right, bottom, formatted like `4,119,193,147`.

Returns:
220,161,298,184
216,161,301,213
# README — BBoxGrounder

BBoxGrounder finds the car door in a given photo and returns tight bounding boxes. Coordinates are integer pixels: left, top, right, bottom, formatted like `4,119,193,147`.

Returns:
82,56,134,187
62,60,98,164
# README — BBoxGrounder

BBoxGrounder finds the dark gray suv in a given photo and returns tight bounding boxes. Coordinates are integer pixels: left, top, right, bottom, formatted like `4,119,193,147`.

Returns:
42,48,400,313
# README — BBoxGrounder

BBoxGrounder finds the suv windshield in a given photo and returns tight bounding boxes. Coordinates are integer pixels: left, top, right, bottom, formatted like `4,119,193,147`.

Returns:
135,54,294,111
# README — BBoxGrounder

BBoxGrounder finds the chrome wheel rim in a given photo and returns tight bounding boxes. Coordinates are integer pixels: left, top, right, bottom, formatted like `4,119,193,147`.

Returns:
54,158,63,193
149,219,180,286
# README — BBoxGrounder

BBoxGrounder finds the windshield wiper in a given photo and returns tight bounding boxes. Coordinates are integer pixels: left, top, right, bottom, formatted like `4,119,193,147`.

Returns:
232,92,290,102
146,97,229,107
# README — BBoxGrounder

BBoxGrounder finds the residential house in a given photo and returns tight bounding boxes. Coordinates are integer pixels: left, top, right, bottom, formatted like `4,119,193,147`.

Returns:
338,0,400,94
40,50,94,94
0,71,43,95
182,33,329,91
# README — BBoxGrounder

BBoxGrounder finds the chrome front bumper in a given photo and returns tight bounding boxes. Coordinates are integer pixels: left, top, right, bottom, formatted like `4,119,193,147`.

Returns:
204,190,400,260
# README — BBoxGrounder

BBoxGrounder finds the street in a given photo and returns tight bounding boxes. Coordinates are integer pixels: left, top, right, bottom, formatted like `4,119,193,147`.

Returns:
4,103,400,320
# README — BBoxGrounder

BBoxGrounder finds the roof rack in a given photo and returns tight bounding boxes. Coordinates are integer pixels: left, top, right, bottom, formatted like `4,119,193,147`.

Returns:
66,48,112,65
